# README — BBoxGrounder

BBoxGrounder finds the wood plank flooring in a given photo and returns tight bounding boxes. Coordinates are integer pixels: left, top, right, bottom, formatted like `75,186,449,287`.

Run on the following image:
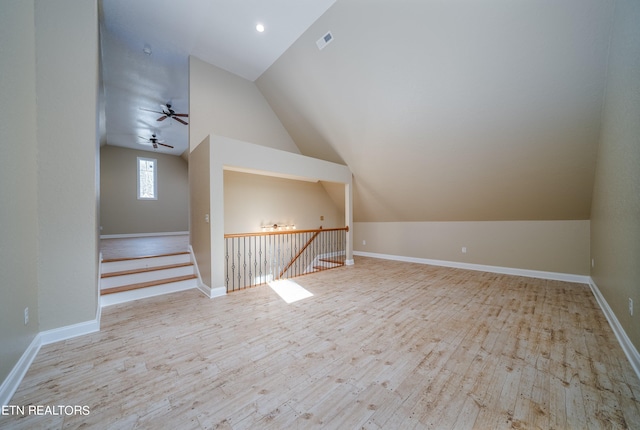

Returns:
3,257,639,429
100,235,189,260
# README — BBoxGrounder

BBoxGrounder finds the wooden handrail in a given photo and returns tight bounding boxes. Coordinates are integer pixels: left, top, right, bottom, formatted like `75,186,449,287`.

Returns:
224,226,348,239
279,231,321,278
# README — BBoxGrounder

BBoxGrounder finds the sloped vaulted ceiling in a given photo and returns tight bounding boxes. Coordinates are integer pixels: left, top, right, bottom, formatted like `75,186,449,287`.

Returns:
256,0,615,222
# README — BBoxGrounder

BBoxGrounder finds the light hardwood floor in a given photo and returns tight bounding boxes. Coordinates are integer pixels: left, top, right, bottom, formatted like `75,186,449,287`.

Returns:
100,235,189,260
3,257,639,429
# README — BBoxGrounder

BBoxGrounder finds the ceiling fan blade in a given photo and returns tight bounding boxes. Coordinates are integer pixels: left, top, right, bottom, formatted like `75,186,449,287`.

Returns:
174,117,189,125
139,108,164,114
158,142,174,148
157,115,168,121
173,113,189,117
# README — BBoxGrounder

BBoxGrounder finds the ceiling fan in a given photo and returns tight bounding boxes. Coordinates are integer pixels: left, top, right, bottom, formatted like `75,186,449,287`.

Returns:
139,134,174,149
140,103,189,125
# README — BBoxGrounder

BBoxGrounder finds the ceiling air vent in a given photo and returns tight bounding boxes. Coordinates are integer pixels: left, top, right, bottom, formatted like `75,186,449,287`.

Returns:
316,31,334,50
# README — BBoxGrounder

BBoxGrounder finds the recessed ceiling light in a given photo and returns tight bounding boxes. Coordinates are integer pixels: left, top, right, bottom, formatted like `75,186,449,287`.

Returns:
256,23,265,33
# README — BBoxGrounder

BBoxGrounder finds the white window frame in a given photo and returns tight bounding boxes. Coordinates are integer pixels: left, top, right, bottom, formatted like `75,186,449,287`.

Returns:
137,157,157,200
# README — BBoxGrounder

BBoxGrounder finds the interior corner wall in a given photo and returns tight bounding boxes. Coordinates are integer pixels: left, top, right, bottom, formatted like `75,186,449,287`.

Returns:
590,0,640,353
0,0,40,384
35,0,99,330
354,220,591,275
100,146,188,235
224,171,343,234
188,55,300,154
189,138,212,289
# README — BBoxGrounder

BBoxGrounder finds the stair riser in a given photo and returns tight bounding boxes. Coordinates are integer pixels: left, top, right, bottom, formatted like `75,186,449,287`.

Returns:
100,278,198,307
101,266,195,288
102,253,191,274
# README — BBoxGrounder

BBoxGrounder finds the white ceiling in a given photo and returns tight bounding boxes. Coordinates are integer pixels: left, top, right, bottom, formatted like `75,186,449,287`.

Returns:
100,0,336,155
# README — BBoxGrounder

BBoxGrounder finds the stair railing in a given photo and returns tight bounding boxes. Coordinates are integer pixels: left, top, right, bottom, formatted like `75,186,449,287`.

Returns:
224,226,348,293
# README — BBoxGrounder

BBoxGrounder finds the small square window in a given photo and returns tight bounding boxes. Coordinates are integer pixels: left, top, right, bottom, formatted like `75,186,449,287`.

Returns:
137,157,157,200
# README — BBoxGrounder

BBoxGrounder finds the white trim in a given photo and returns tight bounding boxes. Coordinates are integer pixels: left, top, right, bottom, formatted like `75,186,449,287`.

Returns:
100,231,189,239
137,156,158,200
345,259,355,266
1,316,100,405
39,318,100,346
96,252,103,332
189,245,223,299
0,335,41,406
588,278,640,380
197,283,212,297
353,251,591,284
209,286,227,298
189,244,206,294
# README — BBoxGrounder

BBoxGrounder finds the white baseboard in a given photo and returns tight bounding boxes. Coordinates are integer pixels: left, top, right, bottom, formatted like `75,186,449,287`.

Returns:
588,278,640,380
0,335,41,406
345,259,355,266
0,314,100,405
210,286,227,298
196,283,226,299
196,282,211,296
100,231,188,239
353,251,590,284
39,318,100,346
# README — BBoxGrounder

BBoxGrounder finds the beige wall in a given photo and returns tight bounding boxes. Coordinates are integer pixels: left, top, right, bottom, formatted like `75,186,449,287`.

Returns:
224,171,342,234
189,56,300,154
590,0,640,352
188,56,338,289
101,146,188,235
257,0,614,223
189,138,212,289
0,0,40,384
35,0,99,331
355,220,590,275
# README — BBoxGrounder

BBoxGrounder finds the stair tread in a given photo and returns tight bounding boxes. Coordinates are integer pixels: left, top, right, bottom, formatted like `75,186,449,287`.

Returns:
102,251,190,263
319,258,345,265
101,262,193,278
100,274,197,295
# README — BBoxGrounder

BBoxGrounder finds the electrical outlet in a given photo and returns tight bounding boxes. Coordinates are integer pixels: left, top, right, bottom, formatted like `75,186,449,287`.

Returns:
630,298,634,316
462,247,467,254
24,307,29,325
591,258,595,268
362,240,366,245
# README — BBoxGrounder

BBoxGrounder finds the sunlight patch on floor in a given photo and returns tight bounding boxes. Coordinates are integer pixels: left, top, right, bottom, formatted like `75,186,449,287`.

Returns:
268,279,314,303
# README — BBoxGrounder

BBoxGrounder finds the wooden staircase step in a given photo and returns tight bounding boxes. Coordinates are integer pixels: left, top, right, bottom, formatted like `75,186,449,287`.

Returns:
100,274,197,296
101,251,190,264
101,262,193,278
319,258,345,265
